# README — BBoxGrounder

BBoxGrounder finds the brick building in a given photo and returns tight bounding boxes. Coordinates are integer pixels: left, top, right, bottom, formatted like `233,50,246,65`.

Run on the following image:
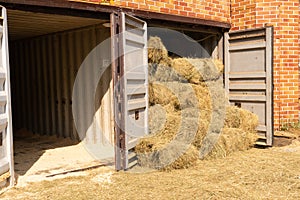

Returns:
0,0,299,186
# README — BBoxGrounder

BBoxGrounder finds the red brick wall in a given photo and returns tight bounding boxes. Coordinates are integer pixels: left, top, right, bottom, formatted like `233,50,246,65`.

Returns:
73,0,231,23
231,0,300,130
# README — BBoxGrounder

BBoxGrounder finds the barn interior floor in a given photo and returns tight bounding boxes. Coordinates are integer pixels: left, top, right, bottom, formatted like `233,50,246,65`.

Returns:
13,129,110,186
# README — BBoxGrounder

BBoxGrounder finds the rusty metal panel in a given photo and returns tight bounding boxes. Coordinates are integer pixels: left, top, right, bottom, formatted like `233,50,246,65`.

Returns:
10,25,113,146
225,27,273,146
110,13,121,171
113,12,148,170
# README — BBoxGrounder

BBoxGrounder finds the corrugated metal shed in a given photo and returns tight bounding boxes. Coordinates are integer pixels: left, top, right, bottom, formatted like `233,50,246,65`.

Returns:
9,10,114,145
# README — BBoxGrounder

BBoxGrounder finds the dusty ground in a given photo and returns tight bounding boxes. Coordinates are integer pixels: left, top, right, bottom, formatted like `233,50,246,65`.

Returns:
12,131,110,186
0,137,299,200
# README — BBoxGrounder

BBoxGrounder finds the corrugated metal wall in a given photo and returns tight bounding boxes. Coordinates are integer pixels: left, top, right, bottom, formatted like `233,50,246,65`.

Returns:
10,24,113,144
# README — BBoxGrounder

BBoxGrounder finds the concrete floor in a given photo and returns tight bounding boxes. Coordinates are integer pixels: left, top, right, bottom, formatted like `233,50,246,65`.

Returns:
13,129,112,186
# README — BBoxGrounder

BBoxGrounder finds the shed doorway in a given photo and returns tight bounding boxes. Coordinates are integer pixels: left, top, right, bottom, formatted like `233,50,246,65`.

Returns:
7,8,115,185
1,5,226,187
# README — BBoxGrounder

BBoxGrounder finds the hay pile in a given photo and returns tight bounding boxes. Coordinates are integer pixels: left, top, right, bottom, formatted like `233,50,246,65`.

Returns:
224,106,259,132
135,36,258,170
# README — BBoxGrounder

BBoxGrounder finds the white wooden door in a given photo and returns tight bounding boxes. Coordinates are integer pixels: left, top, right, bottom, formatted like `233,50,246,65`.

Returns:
111,12,148,170
0,6,14,187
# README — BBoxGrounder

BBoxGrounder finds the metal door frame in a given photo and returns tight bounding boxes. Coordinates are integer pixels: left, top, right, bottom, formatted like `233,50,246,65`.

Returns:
225,27,273,146
111,12,148,170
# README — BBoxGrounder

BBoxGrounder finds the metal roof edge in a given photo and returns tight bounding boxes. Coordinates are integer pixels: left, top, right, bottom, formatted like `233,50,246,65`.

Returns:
0,0,231,29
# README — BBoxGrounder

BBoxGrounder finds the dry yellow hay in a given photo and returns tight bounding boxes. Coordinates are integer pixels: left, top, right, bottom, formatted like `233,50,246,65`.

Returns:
144,82,258,169
136,103,211,170
0,171,10,182
149,63,186,83
190,58,224,80
171,58,201,84
139,95,258,169
138,36,258,170
162,82,199,110
224,106,259,132
198,104,257,159
148,82,180,109
3,144,300,199
212,59,224,74
206,128,258,159
148,36,171,66
148,104,166,135
163,144,198,170
136,106,201,170
192,118,211,149
150,112,181,143
136,139,198,170
171,58,224,84
148,109,199,145
148,82,214,150
149,82,213,111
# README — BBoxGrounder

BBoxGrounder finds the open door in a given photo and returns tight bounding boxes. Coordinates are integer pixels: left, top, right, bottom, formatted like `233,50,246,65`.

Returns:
111,12,148,170
225,27,273,146
0,6,14,187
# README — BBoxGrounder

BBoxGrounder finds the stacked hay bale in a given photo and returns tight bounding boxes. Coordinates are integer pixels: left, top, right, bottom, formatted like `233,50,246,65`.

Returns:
206,106,259,159
135,36,258,170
